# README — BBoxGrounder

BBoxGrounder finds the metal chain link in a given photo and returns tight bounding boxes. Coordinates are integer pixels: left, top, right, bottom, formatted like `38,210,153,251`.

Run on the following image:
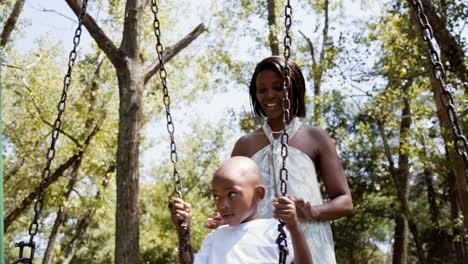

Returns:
149,1,193,262
408,0,468,185
11,1,89,263
276,1,293,263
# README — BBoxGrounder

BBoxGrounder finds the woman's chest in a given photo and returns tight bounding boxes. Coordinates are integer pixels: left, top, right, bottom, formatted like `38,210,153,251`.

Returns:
246,130,319,162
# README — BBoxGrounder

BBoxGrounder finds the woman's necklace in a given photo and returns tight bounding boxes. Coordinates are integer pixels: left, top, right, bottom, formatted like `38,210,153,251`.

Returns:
271,130,284,135
269,118,294,134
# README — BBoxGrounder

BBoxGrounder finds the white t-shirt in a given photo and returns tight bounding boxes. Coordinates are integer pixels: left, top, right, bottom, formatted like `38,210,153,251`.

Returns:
194,218,294,264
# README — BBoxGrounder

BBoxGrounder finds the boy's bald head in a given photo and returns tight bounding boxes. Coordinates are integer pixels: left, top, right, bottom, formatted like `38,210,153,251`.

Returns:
213,156,262,186
211,156,265,226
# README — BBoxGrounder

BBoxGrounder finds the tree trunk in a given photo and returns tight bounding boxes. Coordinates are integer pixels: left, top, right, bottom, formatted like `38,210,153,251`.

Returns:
429,75,468,229
398,96,426,263
60,210,93,264
378,116,410,264
447,170,468,263
422,164,445,262
267,0,279,55
42,156,81,264
0,0,26,47
393,95,411,264
115,64,143,264
378,81,427,263
42,208,69,264
392,215,409,264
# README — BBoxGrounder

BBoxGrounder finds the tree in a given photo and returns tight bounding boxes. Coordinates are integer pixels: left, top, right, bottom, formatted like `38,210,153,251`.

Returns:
405,0,468,230
62,1,207,263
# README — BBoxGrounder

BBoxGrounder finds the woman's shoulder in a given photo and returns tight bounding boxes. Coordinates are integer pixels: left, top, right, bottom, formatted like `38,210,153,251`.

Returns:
232,128,268,157
300,123,330,140
298,123,339,160
290,122,334,159
239,128,265,142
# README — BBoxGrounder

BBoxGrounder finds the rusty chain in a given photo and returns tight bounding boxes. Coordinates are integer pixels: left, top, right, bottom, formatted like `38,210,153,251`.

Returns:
150,1,193,262
11,1,89,263
276,1,293,263
408,0,468,185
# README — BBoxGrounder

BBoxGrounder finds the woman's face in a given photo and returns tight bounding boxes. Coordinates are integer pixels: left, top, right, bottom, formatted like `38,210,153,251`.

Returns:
255,69,291,120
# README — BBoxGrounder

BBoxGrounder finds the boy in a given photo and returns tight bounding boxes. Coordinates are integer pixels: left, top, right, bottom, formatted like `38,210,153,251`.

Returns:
171,156,313,264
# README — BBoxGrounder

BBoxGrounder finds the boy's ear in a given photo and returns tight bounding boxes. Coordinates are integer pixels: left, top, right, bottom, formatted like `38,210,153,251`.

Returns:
254,185,266,201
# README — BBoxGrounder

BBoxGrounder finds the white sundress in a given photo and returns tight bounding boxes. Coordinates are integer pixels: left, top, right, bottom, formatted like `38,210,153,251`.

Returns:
251,118,337,264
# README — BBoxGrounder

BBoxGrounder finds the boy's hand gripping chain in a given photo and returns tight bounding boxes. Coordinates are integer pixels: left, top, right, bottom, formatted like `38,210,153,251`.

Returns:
150,1,193,263
276,1,293,264
11,1,89,263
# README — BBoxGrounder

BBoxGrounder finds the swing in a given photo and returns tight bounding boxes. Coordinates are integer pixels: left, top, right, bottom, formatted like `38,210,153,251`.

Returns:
150,0,293,262
10,1,89,263
8,0,468,263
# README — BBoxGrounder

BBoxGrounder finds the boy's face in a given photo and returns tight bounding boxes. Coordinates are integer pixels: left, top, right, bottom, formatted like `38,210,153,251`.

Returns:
212,173,260,226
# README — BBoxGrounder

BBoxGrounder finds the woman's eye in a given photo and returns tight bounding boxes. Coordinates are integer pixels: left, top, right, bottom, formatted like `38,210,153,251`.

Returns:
229,192,237,198
213,195,219,201
274,85,283,91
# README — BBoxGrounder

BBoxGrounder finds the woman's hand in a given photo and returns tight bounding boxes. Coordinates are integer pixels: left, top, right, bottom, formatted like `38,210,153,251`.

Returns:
170,198,192,230
203,211,224,229
273,196,300,230
290,196,320,221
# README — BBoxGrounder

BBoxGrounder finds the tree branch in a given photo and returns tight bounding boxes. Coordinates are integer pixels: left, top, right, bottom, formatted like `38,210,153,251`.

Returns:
0,0,25,47
4,106,106,231
64,0,123,68
4,157,25,182
299,30,316,65
144,23,208,84
4,152,81,231
1,52,43,70
377,118,395,174
21,78,82,148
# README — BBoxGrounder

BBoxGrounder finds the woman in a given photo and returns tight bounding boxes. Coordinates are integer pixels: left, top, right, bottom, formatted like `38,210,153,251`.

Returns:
208,56,353,263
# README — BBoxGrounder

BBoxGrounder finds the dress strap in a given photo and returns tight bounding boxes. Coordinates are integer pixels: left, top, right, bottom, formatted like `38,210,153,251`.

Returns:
262,118,302,144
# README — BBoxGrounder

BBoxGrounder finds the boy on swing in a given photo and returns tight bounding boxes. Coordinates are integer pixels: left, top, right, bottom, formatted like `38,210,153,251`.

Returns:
170,156,313,264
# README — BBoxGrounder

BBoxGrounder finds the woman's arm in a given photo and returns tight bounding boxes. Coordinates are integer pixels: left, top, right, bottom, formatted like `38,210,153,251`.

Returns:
300,127,353,221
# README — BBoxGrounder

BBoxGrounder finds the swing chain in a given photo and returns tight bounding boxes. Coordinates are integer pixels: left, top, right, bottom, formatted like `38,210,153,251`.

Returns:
277,1,292,264
409,0,468,184
11,1,89,263
150,0,182,199
150,1,192,262
280,0,292,197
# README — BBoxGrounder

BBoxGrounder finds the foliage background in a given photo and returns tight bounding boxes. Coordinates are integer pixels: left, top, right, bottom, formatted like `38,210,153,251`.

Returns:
1,0,467,263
